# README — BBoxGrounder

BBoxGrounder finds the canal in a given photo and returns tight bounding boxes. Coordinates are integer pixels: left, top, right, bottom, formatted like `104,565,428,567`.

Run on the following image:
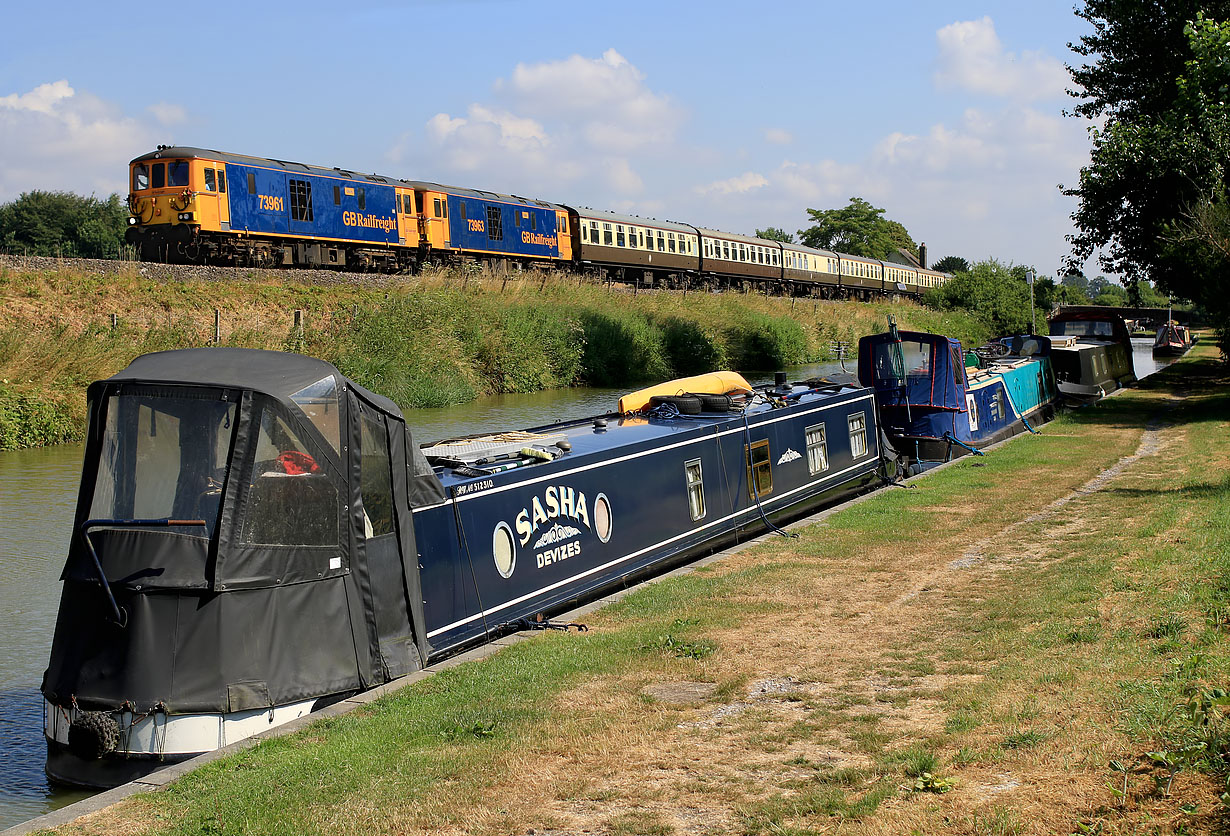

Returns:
0,345,1174,829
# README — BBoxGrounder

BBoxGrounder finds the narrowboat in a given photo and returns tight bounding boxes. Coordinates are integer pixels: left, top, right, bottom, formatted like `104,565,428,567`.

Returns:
857,326,1057,468
42,349,884,788
1047,309,1136,400
1152,321,1190,357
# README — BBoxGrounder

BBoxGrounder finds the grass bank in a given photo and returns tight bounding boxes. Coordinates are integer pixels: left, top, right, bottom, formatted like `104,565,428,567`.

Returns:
49,346,1230,836
0,260,985,449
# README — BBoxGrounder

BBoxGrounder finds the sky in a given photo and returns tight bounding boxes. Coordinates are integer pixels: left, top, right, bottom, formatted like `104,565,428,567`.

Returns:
0,0,1100,278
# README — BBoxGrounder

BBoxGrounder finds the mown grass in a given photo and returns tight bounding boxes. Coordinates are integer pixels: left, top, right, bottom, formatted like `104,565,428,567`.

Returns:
0,262,986,448
44,341,1230,835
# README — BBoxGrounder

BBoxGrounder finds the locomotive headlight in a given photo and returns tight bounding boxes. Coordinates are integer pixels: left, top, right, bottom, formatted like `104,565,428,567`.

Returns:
128,217,137,225
178,212,194,221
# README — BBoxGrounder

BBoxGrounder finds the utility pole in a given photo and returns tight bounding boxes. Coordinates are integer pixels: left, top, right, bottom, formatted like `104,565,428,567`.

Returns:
1026,270,1037,334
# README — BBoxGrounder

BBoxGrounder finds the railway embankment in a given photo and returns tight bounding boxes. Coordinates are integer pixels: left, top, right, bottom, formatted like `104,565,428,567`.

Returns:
31,346,1230,836
0,255,985,450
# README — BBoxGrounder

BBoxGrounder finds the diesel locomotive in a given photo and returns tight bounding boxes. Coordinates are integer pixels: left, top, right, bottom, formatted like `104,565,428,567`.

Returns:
125,145,948,298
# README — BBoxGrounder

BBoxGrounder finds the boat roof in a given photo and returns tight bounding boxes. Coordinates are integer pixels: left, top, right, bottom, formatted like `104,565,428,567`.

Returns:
102,348,402,417
428,381,870,491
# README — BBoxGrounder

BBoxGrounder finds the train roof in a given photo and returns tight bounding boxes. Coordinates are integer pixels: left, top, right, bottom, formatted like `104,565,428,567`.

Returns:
566,206,696,234
694,227,784,247
781,241,839,259
404,181,568,212
130,147,417,189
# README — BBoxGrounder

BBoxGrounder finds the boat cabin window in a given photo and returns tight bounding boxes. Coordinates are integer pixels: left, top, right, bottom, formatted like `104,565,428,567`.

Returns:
871,339,932,383
289,375,341,453
241,410,339,547
848,412,868,458
360,411,394,537
90,393,237,537
1052,320,1114,338
745,440,772,498
805,424,828,474
684,458,705,520
132,164,149,192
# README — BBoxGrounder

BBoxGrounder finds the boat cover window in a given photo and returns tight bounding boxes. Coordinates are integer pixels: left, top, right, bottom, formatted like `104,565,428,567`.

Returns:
132,164,149,192
1053,320,1113,337
240,410,339,547
746,440,772,498
951,344,965,388
360,410,395,537
90,393,236,537
168,162,190,187
289,375,341,453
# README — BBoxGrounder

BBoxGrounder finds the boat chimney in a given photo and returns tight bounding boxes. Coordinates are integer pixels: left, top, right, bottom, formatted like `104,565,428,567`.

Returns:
918,242,928,270
774,371,789,393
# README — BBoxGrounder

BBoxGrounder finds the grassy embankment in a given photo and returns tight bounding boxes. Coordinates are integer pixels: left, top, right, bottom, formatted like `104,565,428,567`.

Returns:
0,261,985,450
50,345,1230,836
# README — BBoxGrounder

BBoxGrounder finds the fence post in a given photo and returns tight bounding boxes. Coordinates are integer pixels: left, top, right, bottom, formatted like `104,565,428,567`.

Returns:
293,309,303,339
109,313,118,330
214,309,222,345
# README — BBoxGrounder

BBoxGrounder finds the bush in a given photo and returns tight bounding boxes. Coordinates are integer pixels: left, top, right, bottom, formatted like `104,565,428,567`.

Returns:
579,310,671,387
922,259,1033,336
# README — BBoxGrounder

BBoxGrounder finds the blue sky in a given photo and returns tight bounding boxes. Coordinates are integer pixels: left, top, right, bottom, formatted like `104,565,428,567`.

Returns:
1,0,1099,277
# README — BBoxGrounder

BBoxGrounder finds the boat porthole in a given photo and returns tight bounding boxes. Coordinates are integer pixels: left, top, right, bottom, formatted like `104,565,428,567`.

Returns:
594,493,612,543
493,522,516,578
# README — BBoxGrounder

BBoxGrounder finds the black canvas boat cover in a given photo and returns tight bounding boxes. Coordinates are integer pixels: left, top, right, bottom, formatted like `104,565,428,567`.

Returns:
43,348,443,714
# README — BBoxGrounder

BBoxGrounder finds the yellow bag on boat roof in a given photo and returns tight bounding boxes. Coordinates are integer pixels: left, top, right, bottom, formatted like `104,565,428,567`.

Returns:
618,371,754,415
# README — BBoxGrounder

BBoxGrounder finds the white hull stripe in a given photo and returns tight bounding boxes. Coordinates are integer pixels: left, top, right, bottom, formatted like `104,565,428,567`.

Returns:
414,394,875,512
425,454,876,638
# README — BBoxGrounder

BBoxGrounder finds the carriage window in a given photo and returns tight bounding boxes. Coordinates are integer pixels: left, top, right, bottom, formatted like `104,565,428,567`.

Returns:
168,161,190,187
590,220,599,243
289,179,314,222
806,424,828,474
746,440,772,498
616,224,625,247
204,168,216,192
360,411,394,537
723,241,731,260
603,223,613,245
638,230,645,248
848,412,868,458
668,232,676,253
153,163,166,189
133,164,149,191
684,458,705,521
657,231,665,251
487,205,503,241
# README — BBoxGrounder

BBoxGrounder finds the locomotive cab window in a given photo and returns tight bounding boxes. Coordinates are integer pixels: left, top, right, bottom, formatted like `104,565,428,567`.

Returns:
559,215,567,233
152,163,166,189
746,440,772,498
217,169,226,193
203,168,216,192
133,164,149,192
433,198,442,217
168,162,189,187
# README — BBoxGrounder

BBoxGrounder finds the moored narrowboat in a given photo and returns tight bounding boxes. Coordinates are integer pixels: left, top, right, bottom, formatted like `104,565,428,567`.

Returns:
1152,321,1190,357
42,349,885,788
1048,309,1136,400
857,327,1057,468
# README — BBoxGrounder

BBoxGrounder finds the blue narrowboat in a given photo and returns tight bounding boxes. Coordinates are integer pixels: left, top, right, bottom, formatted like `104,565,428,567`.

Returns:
42,350,884,788
857,328,1057,467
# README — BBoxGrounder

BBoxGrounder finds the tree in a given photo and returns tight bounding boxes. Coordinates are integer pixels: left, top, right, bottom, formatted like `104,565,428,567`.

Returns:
1063,2,1230,344
0,191,128,258
921,259,1033,335
797,197,917,258
1093,284,1130,306
755,227,795,243
932,255,970,274
1060,273,1092,302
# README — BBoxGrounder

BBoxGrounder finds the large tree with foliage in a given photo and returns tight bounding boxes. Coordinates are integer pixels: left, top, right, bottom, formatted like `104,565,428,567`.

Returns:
931,255,969,274
1063,1,1230,340
797,197,916,259
921,259,1033,335
0,191,128,259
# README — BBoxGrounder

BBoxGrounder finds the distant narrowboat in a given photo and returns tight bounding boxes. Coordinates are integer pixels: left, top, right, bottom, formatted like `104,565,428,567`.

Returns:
1048,309,1136,400
857,327,1057,468
1152,321,1190,357
42,349,885,788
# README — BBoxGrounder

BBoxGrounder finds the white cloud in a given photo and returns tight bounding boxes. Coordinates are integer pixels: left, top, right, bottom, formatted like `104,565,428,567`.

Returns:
934,17,1068,101
148,102,187,126
697,172,768,196
0,80,166,200
764,128,793,145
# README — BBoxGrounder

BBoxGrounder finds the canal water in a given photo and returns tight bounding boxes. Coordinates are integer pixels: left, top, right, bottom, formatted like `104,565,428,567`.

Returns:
0,347,1172,829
